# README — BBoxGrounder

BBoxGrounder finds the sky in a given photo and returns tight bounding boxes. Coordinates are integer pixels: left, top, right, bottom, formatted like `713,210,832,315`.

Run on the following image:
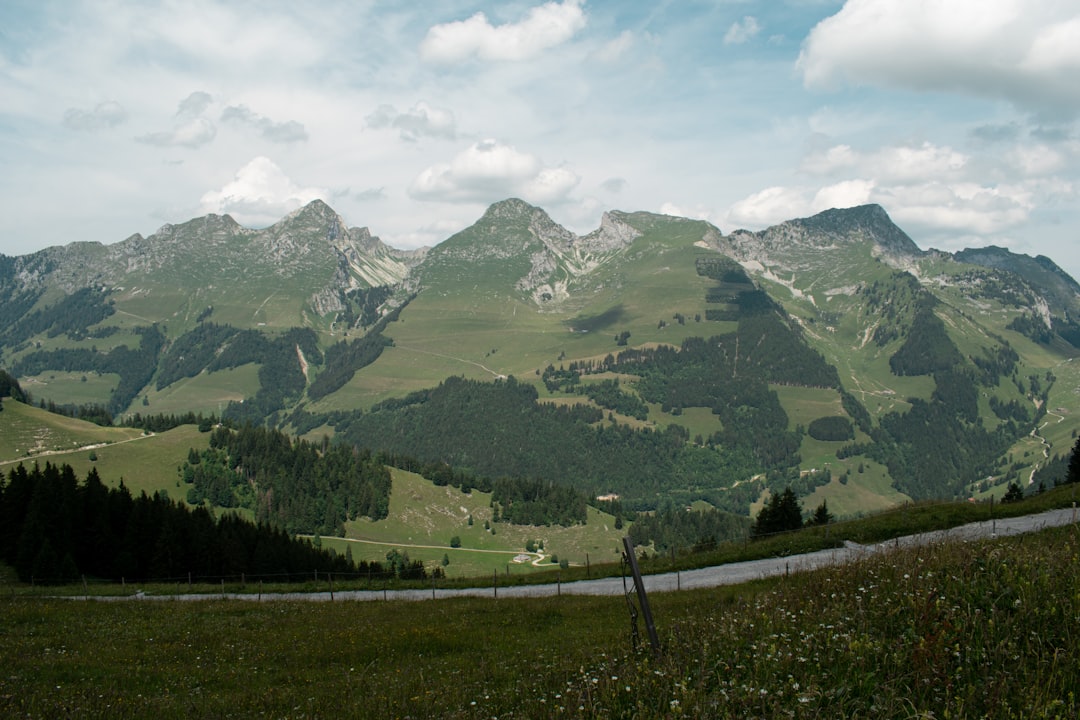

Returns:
1,0,1078,280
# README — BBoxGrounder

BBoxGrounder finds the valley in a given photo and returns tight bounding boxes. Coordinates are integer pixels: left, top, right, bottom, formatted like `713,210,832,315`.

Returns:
2,198,1080,566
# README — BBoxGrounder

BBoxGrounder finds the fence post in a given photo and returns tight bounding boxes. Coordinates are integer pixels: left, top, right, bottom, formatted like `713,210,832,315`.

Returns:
493,570,497,600
622,537,660,654
329,573,334,601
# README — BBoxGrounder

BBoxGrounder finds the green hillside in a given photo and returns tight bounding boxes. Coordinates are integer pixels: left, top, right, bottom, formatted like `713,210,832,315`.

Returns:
0,398,204,500
3,200,1079,521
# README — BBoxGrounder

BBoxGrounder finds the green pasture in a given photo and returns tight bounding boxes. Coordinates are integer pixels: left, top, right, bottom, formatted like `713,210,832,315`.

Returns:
342,468,625,577
0,402,208,501
139,364,261,417
17,370,121,408
3,520,1077,718
0,399,143,463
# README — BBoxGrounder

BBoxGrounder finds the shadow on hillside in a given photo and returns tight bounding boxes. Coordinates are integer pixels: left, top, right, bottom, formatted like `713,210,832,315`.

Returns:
565,304,626,333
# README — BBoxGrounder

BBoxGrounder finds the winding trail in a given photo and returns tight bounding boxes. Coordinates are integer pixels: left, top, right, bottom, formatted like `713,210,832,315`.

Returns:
0,432,155,468
393,344,505,379
81,507,1078,603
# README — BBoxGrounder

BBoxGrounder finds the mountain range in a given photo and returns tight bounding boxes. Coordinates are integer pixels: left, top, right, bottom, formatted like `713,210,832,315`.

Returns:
2,198,1078,517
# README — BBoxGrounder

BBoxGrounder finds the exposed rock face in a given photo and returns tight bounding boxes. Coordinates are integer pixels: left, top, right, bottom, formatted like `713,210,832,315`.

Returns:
720,204,924,273
1,199,425,319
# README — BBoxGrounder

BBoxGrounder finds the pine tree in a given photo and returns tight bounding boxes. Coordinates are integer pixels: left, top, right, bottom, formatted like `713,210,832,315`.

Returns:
752,488,803,537
809,499,833,526
1069,436,1080,484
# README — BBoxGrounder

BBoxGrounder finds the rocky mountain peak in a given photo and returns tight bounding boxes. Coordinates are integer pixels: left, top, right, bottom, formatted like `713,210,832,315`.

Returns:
579,211,642,253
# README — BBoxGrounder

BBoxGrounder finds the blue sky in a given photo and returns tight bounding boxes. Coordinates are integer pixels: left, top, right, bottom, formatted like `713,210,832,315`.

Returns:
2,0,1079,280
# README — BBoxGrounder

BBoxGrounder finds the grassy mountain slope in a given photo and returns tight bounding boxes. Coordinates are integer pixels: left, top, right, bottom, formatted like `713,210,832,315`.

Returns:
3,200,1078,519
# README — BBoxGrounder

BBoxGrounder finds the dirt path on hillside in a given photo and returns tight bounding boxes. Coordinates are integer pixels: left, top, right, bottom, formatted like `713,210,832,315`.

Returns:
79,507,1078,603
0,432,155,468
393,345,505,379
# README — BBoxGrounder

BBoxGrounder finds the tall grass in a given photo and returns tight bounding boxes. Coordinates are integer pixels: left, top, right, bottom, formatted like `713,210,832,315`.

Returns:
2,524,1077,718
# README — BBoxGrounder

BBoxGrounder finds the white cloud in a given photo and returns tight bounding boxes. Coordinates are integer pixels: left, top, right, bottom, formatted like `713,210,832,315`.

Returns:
812,178,875,209
420,0,586,63
199,157,327,226
177,91,213,118
138,91,217,148
724,16,761,46
365,102,456,141
409,139,578,204
726,186,814,228
595,30,634,63
801,142,968,182
62,101,127,131
798,0,1080,116
600,177,626,194
727,178,1037,236
222,105,308,143
138,117,217,148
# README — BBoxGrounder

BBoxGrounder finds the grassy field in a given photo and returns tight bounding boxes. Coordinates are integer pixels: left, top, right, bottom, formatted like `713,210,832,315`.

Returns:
138,364,261,418
0,398,145,462
337,468,626,578
2,519,1076,719
1,399,209,502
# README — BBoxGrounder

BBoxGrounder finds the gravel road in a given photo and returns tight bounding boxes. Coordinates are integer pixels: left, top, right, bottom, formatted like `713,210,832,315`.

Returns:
91,506,1077,604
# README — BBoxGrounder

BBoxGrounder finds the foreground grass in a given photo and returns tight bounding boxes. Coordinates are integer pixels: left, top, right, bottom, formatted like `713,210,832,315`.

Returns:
2,525,1078,718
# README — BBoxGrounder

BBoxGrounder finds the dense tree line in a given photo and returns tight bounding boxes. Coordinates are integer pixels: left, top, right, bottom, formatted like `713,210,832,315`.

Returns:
0,368,26,405
334,375,763,512
889,301,963,376
338,285,393,329
120,411,222,433
36,400,113,427
307,332,393,401
0,462,379,584
371,452,592,527
580,379,649,420
180,424,391,536
0,286,114,345
539,367,648,420
807,416,854,442
156,322,242,389
1033,435,1080,488
221,328,322,423
491,477,587,526
11,325,165,415
628,505,750,553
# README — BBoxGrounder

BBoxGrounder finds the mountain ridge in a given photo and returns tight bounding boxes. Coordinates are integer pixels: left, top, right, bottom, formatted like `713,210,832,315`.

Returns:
2,198,1078,517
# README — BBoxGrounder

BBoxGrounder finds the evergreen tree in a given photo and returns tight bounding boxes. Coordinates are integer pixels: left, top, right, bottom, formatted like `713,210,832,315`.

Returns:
1002,482,1024,503
752,487,803,537
808,499,834,526
1069,436,1080,484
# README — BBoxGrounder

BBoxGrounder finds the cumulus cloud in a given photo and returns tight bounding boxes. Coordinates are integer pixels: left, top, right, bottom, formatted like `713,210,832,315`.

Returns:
798,0,1080,116
409,139,579,205
420,0,586,63
595,30,634,63
138,91,217,148
801,142,968,182
62,101,127,131
724,16,761,45
222,105,308,143
726,178,1036,237
365,102,456,141
600,177,626,194
199,156,327,226
177,91,213,118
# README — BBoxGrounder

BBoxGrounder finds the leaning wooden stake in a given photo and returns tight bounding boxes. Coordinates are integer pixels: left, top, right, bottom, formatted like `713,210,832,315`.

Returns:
622,536,660,654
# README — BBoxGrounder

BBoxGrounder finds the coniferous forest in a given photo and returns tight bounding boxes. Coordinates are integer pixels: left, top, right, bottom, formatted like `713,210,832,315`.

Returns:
0,462,393,584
